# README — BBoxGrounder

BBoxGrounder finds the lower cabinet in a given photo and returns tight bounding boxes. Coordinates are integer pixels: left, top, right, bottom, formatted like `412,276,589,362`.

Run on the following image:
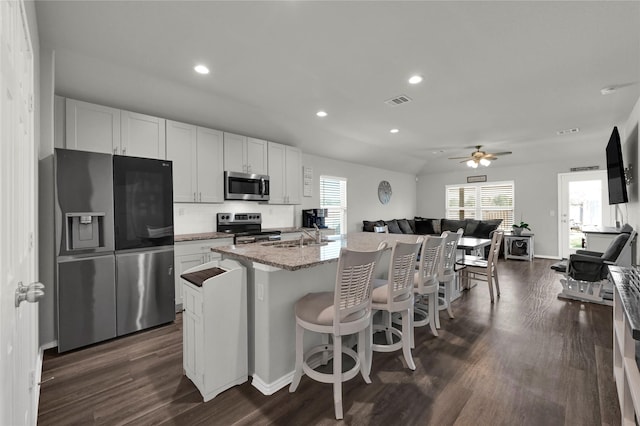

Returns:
174,238,232,309
181,259,248,401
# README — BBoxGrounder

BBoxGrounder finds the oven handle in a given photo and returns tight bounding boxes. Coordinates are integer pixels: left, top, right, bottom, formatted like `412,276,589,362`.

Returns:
260,178,266,196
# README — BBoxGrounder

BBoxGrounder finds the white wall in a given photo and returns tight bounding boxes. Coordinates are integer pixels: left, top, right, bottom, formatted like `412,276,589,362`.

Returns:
622,96,640,265
175,153,418,234
297,154,417,233
417,153,607,258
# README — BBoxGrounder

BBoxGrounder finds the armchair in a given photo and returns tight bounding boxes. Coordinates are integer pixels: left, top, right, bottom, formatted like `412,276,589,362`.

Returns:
555,227,636,305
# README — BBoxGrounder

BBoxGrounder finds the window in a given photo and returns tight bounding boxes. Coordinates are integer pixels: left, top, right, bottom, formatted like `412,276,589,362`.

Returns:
320,175,347,235
445,181,514,230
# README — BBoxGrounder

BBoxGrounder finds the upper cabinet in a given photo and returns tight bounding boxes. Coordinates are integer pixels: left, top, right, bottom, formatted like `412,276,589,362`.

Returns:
166,120,224,203
121,111,166,159
223,133,267,175
65,99,120,154
65,99,165,159
267,142,301,205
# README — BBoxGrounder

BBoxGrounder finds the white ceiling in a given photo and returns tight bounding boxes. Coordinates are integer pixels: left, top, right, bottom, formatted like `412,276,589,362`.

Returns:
35,1,640,175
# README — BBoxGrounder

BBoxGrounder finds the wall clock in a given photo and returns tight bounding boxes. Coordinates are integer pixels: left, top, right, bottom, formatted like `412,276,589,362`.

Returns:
378,180,392,204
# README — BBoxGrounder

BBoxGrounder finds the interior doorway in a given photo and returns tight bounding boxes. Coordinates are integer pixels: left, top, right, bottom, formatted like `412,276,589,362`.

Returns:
558,171,610,259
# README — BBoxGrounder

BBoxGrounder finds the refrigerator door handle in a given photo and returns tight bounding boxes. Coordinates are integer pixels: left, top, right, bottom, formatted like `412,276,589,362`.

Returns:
168,265,173,276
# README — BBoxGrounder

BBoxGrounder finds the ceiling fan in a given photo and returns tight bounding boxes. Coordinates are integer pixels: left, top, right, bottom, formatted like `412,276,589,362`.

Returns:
448,145,512,168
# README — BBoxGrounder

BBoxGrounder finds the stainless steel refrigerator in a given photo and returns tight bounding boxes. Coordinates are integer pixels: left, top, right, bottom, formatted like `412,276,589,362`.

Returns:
55,149,175,352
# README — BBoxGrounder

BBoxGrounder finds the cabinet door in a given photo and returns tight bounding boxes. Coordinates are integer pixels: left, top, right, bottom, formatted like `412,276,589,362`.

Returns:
121,111,166,159
246,137,268,175
267,142,286,204
285,146,302,204
65,99,120,154
166,120,197,202
175,253,206,309
223,132,246,173
196,127,224,203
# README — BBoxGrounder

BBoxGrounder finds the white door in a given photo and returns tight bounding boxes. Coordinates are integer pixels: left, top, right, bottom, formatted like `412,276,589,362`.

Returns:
558,170,610,258
1,1,39,425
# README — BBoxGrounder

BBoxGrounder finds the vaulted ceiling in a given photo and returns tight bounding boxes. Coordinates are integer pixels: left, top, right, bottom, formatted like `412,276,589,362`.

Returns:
36,1,640,174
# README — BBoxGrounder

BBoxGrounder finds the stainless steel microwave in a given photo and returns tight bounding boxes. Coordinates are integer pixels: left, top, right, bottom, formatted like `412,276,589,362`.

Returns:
224,171,270,201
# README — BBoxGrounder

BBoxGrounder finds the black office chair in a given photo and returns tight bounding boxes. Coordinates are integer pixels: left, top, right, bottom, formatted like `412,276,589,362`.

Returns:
552,225,636,305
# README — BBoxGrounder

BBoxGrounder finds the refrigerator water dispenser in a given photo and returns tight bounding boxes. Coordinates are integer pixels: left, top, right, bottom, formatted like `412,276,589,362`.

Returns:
66,212,105,250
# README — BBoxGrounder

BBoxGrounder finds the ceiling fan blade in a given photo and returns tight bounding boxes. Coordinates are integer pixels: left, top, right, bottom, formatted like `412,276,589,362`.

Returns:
448,156,472,160
459,159,472,163
490,151,512,156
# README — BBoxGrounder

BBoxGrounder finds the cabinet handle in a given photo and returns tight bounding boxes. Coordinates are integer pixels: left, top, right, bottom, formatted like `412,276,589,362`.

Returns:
194,192,197,202
122,147,126,155
199,192,202,202
113,147,117,155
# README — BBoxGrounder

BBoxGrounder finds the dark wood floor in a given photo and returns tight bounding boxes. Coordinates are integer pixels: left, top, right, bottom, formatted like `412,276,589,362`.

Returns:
38,258,620,425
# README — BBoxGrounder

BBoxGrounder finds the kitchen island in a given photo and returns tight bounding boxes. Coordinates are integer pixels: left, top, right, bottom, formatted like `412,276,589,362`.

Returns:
211,232,421,395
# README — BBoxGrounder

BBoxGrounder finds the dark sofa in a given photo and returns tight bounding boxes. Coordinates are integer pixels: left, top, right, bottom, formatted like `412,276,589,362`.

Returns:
362,217,503,240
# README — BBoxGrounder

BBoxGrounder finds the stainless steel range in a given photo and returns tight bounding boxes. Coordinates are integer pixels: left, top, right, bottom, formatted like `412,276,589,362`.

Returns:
217,213,281,244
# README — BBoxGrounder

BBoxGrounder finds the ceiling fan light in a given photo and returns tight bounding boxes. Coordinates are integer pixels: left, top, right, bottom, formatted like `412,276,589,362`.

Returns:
467,160,478,168
480,158,491,166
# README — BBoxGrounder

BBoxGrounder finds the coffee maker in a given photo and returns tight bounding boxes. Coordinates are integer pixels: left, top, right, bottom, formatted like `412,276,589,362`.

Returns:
302,209,328,228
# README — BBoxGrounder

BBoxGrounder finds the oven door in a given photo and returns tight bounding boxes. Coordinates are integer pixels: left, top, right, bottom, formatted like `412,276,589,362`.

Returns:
225,171,270,201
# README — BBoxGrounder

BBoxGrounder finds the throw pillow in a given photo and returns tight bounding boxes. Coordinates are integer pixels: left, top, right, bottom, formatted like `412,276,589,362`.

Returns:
414,217,441,234
363,220,377,232
414,219,435,235
407,219,416,233
397,219,414,234
472,219,503,239
384,219,403,234
442,219,467,233
465,219,481,236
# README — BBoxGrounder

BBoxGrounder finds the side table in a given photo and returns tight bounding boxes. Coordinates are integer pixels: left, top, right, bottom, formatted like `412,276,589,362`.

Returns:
504,233,534,261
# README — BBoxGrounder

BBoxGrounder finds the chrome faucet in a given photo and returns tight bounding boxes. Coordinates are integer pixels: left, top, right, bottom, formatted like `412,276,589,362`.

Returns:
299,224,322,244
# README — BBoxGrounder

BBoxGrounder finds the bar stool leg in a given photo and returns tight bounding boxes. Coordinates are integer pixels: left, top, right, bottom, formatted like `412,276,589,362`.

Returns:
290,323,304,392
333,334,343,420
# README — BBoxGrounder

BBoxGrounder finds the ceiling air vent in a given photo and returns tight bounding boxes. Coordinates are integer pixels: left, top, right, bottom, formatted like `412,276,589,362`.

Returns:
384,95,412,107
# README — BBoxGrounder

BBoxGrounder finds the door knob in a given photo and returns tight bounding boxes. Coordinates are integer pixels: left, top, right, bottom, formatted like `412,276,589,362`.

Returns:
15,281,45,307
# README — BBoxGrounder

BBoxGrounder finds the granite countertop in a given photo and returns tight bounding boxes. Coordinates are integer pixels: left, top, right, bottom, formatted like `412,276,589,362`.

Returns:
610,266,640,339
175,227,335,243
210,232,422,271
174,232,234,242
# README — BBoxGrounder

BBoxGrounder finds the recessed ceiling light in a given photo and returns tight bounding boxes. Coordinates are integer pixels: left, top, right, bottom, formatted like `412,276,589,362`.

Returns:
600,86,617,95
408,75,423,84
316,111,327,117
194,64,210,75
390,128,399,134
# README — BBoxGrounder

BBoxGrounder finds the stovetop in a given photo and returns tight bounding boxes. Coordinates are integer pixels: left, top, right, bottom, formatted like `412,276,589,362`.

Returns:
217,212,281,244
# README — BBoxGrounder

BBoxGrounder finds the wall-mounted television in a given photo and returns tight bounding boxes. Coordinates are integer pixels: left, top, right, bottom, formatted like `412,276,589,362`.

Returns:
606,126,628,205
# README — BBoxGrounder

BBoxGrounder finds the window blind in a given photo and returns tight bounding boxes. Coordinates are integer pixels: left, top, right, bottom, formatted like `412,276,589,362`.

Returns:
445,181,514,230
320,176,347,235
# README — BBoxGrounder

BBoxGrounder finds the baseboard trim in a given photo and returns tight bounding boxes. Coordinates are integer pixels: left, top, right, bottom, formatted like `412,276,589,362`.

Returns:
534,255,562,260
251,357,326,395
251,372,293,395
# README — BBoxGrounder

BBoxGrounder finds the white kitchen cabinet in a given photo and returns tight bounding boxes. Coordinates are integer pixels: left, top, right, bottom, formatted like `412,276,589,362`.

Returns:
181,259,247,401
166,120,224,203
174,238,232,308
196,127,225,203
65,98,121,155
120,110,166,159
65,99,166,159
223,132,267,175
267,142,301,205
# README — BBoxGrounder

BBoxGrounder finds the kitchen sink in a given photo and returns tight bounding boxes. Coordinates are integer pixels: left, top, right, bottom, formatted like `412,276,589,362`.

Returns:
262,240,329,248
